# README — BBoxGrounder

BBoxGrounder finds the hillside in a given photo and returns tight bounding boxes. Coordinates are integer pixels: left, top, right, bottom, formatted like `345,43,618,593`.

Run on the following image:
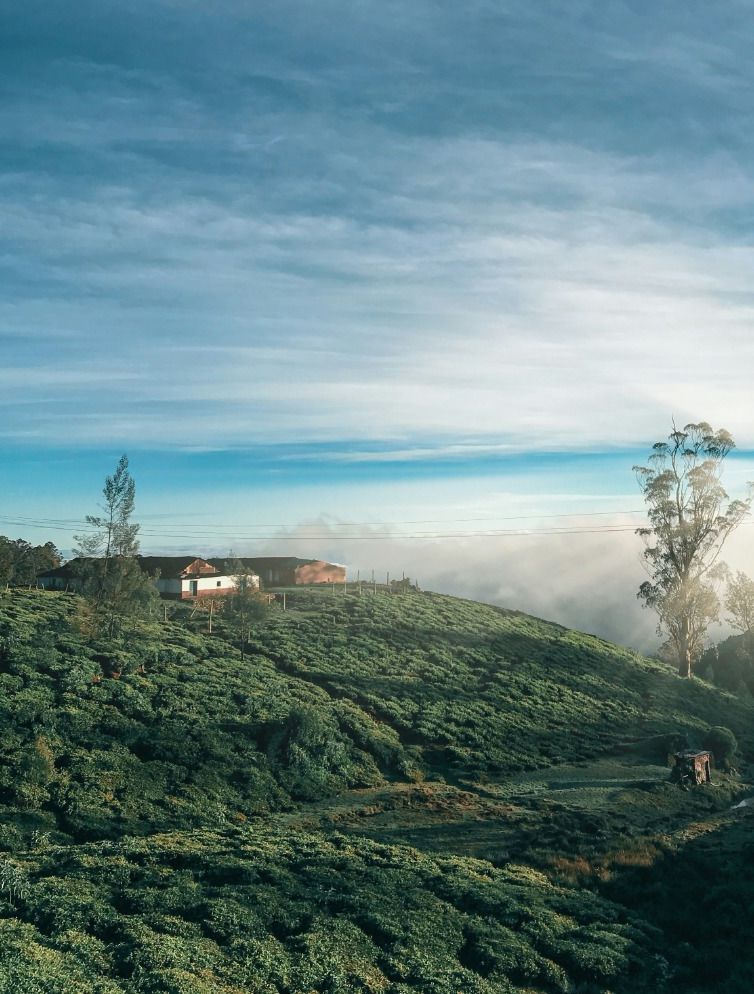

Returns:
0,587,752,992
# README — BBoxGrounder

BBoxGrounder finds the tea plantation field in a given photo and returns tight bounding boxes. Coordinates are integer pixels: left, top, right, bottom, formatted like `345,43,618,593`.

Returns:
0,586,752,992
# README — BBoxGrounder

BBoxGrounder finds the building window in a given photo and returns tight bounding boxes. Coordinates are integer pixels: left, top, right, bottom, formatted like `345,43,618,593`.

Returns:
217,580,222,587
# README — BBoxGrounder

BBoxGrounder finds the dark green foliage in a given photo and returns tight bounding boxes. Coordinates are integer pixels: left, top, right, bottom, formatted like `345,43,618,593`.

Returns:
0,586,752,992
0,536,60,587
0,591,413,834
698,632,754,696
609,811,754,994
265,705,360,800
1,587,752,836
0,828,667,993
703,725,737,770
73,557,160,640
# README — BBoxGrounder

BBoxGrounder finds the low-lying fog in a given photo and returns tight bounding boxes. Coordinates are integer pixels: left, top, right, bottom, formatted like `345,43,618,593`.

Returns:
238,518,754,655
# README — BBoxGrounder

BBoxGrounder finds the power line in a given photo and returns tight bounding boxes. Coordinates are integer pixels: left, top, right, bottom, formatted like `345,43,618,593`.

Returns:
0,514,646,541
138,508,650,528
3,511,753,542
3,508,648,528
0,507,648,534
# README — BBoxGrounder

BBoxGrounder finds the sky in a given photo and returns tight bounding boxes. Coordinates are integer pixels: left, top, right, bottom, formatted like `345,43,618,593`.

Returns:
2,1,754,649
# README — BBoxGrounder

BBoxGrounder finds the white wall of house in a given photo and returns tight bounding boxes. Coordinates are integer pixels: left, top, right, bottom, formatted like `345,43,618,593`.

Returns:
178,574,259,598
183,575,237,596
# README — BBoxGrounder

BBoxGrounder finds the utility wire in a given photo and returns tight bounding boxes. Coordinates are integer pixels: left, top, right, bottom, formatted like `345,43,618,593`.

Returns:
3,512,753,542
2,509,647,529
0,515,648,541
9,507,753,541
0,508,648,535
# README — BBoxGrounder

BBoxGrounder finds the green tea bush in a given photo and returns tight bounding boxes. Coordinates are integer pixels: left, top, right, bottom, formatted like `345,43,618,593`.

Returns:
0,588,751,992
0,828,669,993
703,726,737,770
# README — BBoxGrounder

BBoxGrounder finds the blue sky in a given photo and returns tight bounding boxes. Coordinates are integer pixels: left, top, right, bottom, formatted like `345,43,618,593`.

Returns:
2,2,754,644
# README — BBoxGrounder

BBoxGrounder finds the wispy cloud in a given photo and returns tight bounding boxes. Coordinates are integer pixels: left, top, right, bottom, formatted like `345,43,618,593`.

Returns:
2,3,754,460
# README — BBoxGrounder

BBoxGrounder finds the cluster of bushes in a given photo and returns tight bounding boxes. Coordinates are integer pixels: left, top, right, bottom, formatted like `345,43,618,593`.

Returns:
0,827,668,993
0,586,752,992
0,592,410,841
1,588,751,846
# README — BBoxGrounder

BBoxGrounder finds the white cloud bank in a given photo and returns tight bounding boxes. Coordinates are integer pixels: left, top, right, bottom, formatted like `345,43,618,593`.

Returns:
230,512,754,654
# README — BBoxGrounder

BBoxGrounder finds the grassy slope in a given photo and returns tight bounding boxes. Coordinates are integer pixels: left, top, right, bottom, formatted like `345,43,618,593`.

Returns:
0,587,752,993
248,589,754,772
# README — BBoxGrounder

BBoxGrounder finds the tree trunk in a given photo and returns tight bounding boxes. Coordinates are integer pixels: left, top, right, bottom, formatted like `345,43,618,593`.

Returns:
680,648,692,679
679,618,693,678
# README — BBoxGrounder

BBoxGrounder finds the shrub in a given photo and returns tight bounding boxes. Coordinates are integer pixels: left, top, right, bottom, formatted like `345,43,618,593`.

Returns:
703,726,738,771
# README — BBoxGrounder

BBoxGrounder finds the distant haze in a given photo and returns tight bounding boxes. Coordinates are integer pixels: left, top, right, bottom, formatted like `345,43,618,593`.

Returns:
248,524,658,651
222,514,754,655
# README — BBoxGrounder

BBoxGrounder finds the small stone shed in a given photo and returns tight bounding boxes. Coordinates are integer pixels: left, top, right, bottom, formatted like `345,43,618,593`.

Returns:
672,750,712,785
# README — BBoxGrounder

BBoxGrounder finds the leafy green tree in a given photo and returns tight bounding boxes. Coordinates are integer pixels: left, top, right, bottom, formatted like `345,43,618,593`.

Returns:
725,571,754,635
75,454,139,562
698,637,754,696
266,705,353,799
635,422,752,678
73,455,157,638
0,537,60,587
223,558,268,660
0,538,12,586
32,541,61,581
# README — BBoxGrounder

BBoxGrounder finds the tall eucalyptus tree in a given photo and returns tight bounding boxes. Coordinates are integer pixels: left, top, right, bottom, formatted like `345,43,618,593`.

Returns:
635,422,752,677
